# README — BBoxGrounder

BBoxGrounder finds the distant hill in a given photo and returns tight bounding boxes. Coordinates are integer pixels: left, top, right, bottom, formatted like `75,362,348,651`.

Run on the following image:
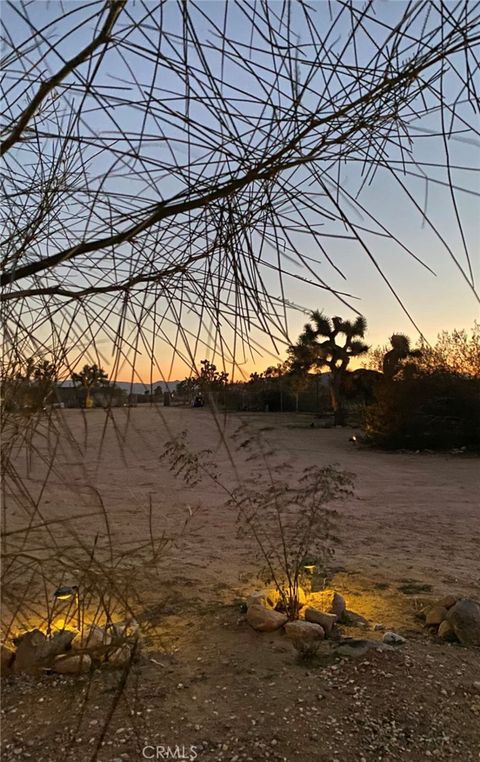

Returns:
113,380,180,394
58,380,180,394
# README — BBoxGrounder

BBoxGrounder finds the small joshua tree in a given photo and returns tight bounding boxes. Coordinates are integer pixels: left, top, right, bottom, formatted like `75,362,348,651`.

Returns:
382,334,422,380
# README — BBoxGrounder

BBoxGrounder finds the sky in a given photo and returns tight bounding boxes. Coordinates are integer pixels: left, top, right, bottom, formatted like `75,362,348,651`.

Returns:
3,1,479,383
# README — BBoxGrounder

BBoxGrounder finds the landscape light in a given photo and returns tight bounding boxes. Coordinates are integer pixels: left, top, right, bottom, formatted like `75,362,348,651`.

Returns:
303,564,316,574
53,585,80,631
53,585,78,601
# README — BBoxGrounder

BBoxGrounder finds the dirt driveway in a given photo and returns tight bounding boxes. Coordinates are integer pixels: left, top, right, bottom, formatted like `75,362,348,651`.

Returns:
2,408,479,761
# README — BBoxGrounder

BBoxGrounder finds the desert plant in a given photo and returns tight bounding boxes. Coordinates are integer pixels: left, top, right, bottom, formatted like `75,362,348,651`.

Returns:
71,364,109,408
417,324,480,377
231,464,354,618
1,357,58,413
288,312,369,425
161,426,354,619
382,335,422,380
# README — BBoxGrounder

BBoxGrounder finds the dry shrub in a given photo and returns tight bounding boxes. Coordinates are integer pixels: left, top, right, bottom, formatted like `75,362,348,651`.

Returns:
161,424,354,619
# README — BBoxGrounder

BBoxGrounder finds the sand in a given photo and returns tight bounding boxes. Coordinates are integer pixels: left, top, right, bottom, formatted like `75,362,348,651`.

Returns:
2,407,479,761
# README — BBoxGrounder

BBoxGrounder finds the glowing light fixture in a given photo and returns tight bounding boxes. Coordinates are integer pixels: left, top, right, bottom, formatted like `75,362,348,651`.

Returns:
54,585,78,601
53,585,80,631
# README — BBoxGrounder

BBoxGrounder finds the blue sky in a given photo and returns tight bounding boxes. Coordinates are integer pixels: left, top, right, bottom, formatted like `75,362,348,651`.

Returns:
3,1,479,381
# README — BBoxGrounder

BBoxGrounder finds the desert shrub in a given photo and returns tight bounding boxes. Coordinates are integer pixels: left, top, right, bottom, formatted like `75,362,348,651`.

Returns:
365,371,480,450
231,464,354,618
161,425,354,619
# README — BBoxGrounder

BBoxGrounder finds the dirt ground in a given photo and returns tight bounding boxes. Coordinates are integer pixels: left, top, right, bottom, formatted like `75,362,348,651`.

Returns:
2,407,480,762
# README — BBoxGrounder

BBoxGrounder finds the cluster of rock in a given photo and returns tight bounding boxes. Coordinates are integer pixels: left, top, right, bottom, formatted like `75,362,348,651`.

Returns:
245,586,404,657
420,596,480,646
1,619,139,677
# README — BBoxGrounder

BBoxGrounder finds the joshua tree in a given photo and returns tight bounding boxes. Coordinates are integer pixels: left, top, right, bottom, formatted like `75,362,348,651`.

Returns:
288,312,369,425
5,357,58,411
71,364,109,408
198,360,229,399
382,335,422,380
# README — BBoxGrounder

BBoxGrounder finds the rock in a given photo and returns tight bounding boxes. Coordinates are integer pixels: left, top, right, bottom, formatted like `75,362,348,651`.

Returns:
72,624,111,653
284,621,325,654
304,608,337,634
335,639,385,658
109,619,140,641
107,645,132,667
246,605,288,632
45,630,76,657
309,590,346,618
12,628,78,673
13,629,48,674
341,609,369,627
383,631,406,646
373,623,385,631
1,644,15,674
53,653,92,674
425,606,448,627
246,589,279,610
446,599,480,646
437,620,457,642
435,595,458,610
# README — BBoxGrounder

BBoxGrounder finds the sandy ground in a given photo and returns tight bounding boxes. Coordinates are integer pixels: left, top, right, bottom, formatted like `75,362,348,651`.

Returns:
2,407,480,762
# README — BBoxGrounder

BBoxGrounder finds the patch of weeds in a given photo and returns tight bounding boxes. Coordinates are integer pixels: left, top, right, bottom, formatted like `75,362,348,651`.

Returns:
398,581,433,595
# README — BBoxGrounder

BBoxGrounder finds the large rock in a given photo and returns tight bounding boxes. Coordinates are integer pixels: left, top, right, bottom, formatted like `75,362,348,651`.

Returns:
425,606,448,627
446,599,480,646
45,630,76,657
13,628,77,674
13,629,48,674
309,590,346,619
53,653,92,674
304,608,337,634
246,605,287,632
285,620,325,654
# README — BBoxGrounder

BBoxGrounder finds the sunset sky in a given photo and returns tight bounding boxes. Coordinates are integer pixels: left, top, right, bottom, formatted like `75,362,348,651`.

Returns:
4,2,479,384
